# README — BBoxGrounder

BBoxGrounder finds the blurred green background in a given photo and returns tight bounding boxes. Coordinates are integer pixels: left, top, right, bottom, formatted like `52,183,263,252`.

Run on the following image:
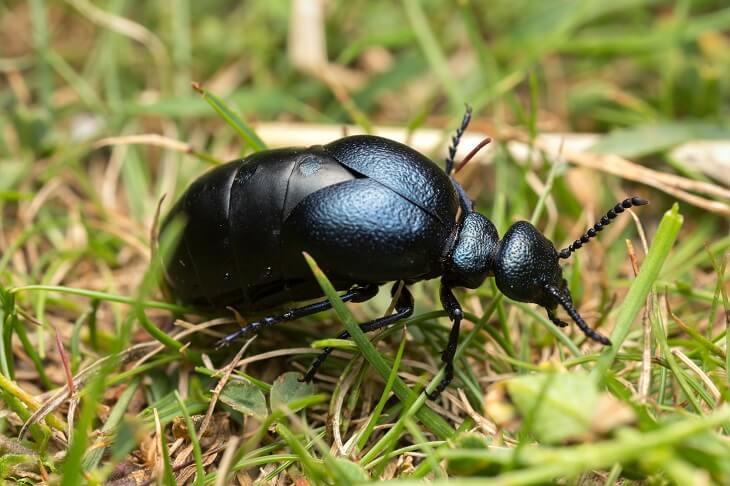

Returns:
2,0,729,224
3,0,729,142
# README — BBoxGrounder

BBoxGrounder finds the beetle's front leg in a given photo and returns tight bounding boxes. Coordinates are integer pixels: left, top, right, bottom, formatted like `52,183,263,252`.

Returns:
546,307,569,328
426,284,463,400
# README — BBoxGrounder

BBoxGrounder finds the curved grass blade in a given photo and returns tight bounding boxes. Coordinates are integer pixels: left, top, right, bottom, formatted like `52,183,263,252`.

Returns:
192,82,267,152
174,391,204,486
355,327,407,452
591,203,684,382
303,252,455,440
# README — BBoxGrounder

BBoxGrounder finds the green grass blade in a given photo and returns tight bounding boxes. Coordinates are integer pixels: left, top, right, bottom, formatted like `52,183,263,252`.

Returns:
45,50,104,110
355,327,407,452
170,0,192,96
60,370,108,485
82,378,141,470
360,379,425,470
435,405,730,485
401,0,463,111
158,408,177,486
29,0,51,111
303,253,455,440
591,203,684,382
193,83,267,152
275,422,328,482
9,285,192,313
174,391,204,486
405,417,446,478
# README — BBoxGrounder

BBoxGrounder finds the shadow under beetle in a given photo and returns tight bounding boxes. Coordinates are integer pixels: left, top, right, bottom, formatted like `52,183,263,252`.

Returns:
160,107,647,399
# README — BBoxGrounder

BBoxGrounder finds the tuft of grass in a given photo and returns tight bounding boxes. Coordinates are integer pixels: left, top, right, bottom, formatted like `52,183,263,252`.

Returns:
592,203,684,381
303,252,455,440
174,391,204,486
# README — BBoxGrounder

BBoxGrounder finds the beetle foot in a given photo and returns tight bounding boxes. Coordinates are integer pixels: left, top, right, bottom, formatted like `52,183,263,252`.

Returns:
214,330,244,349
215,315,284,349
300,368,315,383
301,349,331,383
213,322,259,349
546,308,569,328
298,373,314,384
426,362,454,400
214,339,230,350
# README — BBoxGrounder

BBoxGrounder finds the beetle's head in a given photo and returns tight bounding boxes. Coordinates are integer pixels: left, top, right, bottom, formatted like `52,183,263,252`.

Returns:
492,197,648,345
493,220,613,345
494,221,563,307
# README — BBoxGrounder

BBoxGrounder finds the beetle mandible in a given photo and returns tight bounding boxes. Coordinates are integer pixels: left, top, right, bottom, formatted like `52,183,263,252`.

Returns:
160,107,647,399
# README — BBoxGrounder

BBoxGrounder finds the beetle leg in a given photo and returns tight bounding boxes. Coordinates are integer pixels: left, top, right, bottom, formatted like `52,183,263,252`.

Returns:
426,284,463,400
214,284,378,348
546,307,569,328
302,284,414,382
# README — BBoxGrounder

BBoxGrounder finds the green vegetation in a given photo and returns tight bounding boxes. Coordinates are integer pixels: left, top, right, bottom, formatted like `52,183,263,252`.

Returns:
0,0,728,484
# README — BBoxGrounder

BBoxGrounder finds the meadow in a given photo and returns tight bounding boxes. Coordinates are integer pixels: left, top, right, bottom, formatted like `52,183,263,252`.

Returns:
0,1,729,484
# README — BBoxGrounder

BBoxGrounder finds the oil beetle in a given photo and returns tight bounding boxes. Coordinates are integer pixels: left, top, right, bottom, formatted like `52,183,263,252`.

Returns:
160,107,647,399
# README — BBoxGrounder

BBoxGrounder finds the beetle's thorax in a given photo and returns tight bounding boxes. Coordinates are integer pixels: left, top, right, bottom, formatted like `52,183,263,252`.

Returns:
443,211,499,289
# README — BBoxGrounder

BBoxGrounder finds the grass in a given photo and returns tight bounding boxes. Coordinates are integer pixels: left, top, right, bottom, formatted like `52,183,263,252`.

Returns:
1,0,729,484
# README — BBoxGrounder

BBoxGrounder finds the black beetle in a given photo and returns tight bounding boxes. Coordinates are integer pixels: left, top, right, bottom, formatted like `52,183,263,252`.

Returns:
160,108,647,398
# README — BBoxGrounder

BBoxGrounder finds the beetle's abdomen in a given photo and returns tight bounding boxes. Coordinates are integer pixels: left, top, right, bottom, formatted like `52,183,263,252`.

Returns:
162,148,356,308
161,160,243,306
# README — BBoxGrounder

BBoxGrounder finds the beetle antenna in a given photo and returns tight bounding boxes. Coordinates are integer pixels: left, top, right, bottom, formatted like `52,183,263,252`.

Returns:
454,136,492,174
445,104,472,176
544,284,611,345
558,197,648,259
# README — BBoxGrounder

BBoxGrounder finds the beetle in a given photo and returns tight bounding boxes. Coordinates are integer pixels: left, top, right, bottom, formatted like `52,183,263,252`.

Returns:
160,107,647,399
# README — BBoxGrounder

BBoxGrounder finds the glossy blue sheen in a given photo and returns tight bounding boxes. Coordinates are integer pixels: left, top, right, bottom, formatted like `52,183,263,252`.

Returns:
161,135,462,310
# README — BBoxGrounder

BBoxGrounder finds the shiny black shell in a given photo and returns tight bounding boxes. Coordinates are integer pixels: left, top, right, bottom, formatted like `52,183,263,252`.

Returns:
161,135,460,311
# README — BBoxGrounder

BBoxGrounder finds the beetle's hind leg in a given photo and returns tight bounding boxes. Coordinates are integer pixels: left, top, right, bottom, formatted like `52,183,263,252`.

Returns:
214,284,379,349
302,284,414,382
